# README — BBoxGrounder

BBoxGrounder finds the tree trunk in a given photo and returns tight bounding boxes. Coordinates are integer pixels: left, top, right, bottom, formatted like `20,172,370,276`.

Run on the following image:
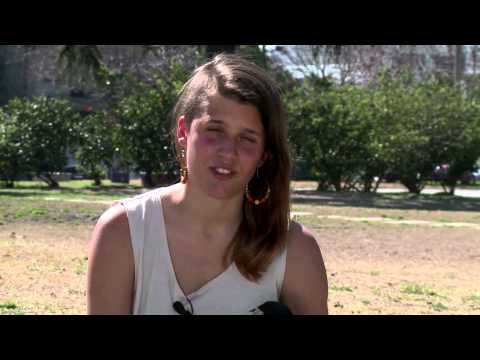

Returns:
441,177,457,196
333,179,342,192
4,179,14,188
316,180,330,192
373,177,383,193
362,175,374,193
261,45,268,70
400,176,423,194
38,173,59,189
472,45,478,76
142,170,155,188
455,45,464,83
205,45,237,59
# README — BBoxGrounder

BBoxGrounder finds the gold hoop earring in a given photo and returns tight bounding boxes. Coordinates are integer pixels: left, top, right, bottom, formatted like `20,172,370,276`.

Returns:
178,148,188,184
245,168,271,206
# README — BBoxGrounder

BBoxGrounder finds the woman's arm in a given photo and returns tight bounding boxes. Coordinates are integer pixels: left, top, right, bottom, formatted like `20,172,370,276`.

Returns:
87,204,135,315
280,221,329,315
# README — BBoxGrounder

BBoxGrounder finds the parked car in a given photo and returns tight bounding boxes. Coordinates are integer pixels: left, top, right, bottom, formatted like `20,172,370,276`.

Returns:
431,164,479,185
63,166,86,180
431,164,449,181
473,169,480,181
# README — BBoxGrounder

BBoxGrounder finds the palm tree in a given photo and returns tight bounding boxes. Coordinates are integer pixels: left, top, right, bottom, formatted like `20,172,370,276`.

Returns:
205,45,237,59
58,45,104,92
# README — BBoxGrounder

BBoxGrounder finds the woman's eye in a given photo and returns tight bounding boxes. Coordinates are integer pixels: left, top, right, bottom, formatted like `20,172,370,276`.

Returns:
241,137,256,143
207,128,222,133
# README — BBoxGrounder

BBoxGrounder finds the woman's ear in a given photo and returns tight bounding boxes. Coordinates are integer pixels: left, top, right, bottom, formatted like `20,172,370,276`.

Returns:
258,151,272,168
177,116,188,147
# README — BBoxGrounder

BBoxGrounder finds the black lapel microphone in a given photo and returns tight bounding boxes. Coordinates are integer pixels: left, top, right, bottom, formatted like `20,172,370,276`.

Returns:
257,301,293,315
173,301,193,315
173,300,292,315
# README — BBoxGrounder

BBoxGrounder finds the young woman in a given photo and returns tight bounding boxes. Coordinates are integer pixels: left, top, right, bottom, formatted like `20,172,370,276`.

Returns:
87,54,328,315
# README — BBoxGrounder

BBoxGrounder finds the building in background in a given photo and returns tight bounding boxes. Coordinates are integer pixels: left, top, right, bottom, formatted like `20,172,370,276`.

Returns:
0,45,238,182
1,45,238,105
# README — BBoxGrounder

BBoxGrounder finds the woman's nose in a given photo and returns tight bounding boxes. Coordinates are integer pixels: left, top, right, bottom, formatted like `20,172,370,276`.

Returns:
218,136,238,157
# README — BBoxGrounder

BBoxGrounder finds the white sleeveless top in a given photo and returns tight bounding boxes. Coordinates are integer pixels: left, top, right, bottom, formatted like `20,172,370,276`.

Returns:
119,187,287,315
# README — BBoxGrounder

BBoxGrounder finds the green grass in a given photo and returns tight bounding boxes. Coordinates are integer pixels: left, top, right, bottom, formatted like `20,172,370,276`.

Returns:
32,302,62,314
0,300,77,315
463,294,480,311
424,180,480,189
14,207,48,219
0,301,25,315
27,263,41,272
400,283,448,300
0,198,105,224
0,180,144,204
68,289,83,296
430,302,449,311
0,301,17,309
333,301,344,309
331,285,353,292
371,286,382,296
12,180,143,190
2,180,478,315
0,189,127,202
378,192,480,205
381,214,404,220
463,293,480,303
0,181,138,224
1,180,478,232
382,294,401,303
72,257,87,275
401,283,435,296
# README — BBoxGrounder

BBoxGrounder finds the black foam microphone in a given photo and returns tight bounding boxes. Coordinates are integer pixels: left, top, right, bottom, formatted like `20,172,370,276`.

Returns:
257,301,293,315
173,301,193,315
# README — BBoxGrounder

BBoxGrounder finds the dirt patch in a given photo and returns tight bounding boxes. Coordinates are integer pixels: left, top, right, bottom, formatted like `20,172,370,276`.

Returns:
2,220,479,314
317,215,480,229
1,187,479,314
290,190,480,314
313,223,480,314
0,223,91,314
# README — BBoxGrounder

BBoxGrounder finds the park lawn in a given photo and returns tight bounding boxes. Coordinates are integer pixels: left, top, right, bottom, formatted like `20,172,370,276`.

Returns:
1,180,480,314
0,180,143,224
12,179,143,190
0,223,90,314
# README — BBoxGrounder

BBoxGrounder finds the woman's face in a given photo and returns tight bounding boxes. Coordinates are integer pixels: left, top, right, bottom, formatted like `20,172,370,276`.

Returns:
178,92,266,201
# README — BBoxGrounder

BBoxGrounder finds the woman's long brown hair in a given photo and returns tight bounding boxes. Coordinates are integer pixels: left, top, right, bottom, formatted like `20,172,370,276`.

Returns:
171,54,291,281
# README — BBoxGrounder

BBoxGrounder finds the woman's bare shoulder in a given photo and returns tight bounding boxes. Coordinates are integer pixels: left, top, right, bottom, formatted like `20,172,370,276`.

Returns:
90,203,131,254
96,202,129,230
281,220,328,314
286,220,321,255
87,203,134,314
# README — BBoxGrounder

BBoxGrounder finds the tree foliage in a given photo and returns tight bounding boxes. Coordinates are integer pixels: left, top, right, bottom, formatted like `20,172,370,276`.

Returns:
286,69,480,194
113,62,189,188
74,110,116,186
0,96,79,188
0,107,28,187
287,76,375,191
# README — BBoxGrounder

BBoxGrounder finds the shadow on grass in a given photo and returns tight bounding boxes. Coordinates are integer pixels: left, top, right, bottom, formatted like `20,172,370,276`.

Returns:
3,186,479,212
291,190,480,212
0,187,145,198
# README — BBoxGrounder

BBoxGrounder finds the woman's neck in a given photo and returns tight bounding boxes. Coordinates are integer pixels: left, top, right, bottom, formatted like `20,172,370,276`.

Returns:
168,182,244,237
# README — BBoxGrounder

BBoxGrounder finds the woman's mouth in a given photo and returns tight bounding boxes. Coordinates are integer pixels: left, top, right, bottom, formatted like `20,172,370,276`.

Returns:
210,167,236,180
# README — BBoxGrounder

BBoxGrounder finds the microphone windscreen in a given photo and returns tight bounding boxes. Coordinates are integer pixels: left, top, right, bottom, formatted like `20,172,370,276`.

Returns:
173,301,191,315
258,301,293,315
